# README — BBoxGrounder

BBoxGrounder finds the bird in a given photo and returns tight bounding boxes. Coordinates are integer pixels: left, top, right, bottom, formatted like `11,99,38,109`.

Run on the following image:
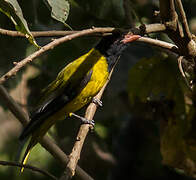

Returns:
19,31,140,172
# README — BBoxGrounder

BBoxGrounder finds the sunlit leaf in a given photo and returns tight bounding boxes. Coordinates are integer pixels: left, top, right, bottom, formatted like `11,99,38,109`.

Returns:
0,0,39,47
44,0,71,29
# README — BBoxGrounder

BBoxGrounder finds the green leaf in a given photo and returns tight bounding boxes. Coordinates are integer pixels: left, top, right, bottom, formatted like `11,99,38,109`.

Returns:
44,0,71,29
128,56,196,177
128,56,185,115
0,0,39,47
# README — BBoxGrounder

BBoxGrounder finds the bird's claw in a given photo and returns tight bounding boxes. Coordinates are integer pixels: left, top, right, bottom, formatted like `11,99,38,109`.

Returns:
81,118,95,127
92,97,102,107
70,112,95,128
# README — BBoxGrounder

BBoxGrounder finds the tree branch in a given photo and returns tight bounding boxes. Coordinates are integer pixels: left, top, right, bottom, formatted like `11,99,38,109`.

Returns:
137,37,179,53
177,56,193,91
0,160,57,180
0,27,115,85
0,24,179,86
175,0,192,40
0,23,166,39
62,67,115,180
0,28,78,37
159,0,196,57
0,85,93,180
139,23,166,34
0,26,175,180
159,0,181,38
159,0,177,27
0,28,113,38
39,137,94,180
60,36,178,180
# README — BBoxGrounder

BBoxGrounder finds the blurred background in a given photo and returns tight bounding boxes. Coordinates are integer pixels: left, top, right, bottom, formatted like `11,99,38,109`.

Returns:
0,0,196,179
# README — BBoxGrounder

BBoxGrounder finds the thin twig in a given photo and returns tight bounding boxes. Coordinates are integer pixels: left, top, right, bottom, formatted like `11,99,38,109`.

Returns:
0,23,166,39
62,67,116,180
40,137,94,180
160,0,176,24
159,0,181,40
159,0,196,57
175,0,192,40
177,56,192,91
0,160,57,180
0,85,29,125
0,28,78,37
137,37,179,53
0,26,180,85
140,24,166,34
0,85,93,180
0,27,115,85
0,28,112,38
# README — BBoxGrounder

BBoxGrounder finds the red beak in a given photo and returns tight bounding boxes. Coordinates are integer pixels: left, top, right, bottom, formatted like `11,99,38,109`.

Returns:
121,34,141,44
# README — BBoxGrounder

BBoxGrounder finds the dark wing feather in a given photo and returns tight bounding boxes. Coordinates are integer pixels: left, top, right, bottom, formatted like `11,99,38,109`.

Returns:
19,70,93,141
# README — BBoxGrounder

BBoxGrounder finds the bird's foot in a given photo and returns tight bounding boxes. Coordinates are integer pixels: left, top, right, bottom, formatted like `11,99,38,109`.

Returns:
92,97,102,107
69,113,95,127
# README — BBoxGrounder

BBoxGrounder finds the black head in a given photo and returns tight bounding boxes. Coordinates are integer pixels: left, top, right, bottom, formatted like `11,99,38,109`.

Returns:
95,32,128,58
95,32,140,72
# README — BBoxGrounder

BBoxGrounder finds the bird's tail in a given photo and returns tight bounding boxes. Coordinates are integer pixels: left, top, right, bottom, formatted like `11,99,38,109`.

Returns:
20,140,34,172
15,138,27,163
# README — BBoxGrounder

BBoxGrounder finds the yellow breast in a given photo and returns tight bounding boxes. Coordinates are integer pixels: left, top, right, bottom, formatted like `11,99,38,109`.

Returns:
32,49,109,138
60,53,109,115
53,49,109,120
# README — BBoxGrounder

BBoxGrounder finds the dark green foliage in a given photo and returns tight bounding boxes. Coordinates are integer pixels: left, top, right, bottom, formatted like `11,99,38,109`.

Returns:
1,0,196,180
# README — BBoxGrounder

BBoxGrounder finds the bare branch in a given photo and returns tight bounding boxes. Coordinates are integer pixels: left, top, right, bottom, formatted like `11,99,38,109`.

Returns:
175,0,192,40
0,27,115,85
0,160,57,180
137,23,166,40
159,0,177,28
0,23,167,38
140,23,166,34
159,0,196,57
0,23,180,86
62,67,116,180
137,37,179,53
40,137,94,180
0,28,113,38
0,85,93,180
0,28,79,37
159,0,180,36
0,85,29,125
177,56,193,91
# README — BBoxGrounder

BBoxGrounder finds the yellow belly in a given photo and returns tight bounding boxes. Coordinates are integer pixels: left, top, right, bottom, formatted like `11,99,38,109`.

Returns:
34,55,109,138
58,55,109,117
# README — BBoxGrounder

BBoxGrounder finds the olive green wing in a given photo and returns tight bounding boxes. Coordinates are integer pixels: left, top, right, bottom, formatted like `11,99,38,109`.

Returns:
19,55,93,140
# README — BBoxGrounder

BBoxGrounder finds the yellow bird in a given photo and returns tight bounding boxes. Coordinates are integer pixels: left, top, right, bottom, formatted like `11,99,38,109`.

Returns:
19,31,140,171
